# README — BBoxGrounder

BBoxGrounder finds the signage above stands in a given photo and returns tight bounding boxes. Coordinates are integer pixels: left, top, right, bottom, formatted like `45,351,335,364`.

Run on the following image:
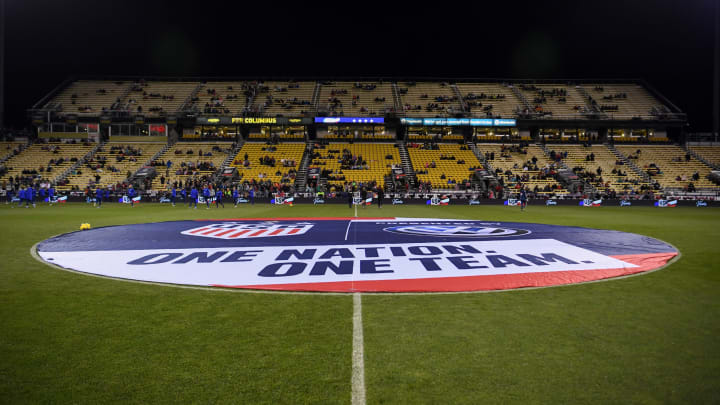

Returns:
196,117,313,125
401,118,515,127
315,117,385,124
400,118,423,125
493,119,516,126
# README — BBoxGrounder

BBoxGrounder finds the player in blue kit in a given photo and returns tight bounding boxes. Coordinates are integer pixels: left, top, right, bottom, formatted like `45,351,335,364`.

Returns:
127,185,136,207
6,186,13,205
171,186,177,206
48,185,54,205
189,186,198,209
203,186,211,209
520,187,528,211
95,186,103,208
26,185,35,208
232,187,239,207
215,188,225,208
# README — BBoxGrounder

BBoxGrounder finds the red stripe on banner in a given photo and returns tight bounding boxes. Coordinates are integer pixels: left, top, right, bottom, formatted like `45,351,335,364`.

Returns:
194,217,395,221
287,228,302,235
228,230,250,238
267,228,285,236
213,229,236,237
211,252,678,293
189,228,209,234
201,229,222,235
248,229,267,237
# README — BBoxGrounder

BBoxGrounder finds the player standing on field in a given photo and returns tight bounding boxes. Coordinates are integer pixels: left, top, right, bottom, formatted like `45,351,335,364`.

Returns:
520,187,527,211
215,187,224,208
190,186,198,209
203,185,211,209
95,186,103,208
127,185,136,207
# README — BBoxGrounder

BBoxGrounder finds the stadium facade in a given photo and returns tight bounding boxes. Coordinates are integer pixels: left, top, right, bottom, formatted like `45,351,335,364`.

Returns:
1,77,716,203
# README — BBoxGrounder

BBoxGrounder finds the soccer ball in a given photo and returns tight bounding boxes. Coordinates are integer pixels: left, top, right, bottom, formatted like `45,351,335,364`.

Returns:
80,223,91,230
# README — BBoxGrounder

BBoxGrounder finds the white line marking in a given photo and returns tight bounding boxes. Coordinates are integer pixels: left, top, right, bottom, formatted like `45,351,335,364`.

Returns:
352,293,366,405
344,221,352,241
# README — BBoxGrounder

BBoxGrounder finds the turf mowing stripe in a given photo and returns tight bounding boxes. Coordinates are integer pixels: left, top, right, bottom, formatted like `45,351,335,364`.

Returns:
352,293,366,405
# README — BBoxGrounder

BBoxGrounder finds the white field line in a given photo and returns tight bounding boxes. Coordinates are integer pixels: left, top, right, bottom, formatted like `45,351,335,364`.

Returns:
352,293,366,405
345,221,352,241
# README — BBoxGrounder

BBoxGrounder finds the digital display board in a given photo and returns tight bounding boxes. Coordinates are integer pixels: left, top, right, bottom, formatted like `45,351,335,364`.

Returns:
469,118,494,126
422,118,447,126
493,119,516,126
314,117,385,124
197,117,313,125
403,118,515,126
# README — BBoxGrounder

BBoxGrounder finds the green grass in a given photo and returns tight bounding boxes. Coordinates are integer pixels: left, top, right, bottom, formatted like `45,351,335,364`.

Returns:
1,202,719,404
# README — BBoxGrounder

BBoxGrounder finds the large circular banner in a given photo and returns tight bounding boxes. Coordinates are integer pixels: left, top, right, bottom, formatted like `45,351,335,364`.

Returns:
35,217,678,292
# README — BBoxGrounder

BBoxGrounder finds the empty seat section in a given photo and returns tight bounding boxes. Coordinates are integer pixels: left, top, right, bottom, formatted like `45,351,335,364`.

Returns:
150,142,234,191
616,145,716,190
398,82,462,117
230,143,305,183
477,144,567,195
64,143,164,190
317,81,393,116
407,144,483,189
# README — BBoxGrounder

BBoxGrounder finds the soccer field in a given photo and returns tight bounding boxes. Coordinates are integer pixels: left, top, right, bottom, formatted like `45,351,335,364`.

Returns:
1,202,719,404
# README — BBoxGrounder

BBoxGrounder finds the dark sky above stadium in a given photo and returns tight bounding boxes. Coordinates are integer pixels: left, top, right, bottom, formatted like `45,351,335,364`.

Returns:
3,0,716,130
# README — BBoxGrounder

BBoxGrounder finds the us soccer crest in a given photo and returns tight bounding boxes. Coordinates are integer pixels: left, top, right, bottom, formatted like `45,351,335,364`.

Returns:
181,222,314,239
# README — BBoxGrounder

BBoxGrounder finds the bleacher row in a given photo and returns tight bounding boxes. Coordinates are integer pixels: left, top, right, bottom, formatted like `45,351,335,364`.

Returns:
2,140,719,193
43,80,673,120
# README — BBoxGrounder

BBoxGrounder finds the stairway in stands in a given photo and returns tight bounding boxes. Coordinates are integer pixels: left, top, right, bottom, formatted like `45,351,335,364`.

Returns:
450,84,468,113
606,144,649,181
212,139,245,184
129,141,174,183
294,141,314,192
684,144,717,169
56,142,103,185
391,83,403,113
396,141,416,186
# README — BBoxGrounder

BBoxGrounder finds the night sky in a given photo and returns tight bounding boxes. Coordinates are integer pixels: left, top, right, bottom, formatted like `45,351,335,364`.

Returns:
3,0,716,130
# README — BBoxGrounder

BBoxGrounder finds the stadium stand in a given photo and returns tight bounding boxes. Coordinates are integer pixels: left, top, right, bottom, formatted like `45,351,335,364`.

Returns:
407,143,483,190
311,143,401,190
456,83,522,118
517,84,589,118
251,81,315,116
317,81,394,116
43,80,129,115
688,146,720,168
0,142,26,161
230,142,305,184
399,82,463,117
546,144,651,195
586,84,669,120
616,145,716,190
186,81,254,115
121,81,198,116
476,144,568,196
1,142,95,188
149,142,233,191
63,143,165,191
